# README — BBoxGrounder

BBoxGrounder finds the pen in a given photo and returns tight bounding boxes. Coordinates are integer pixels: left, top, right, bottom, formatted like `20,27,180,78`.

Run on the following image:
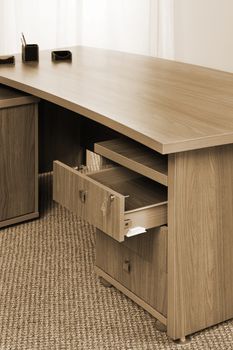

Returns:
21,33,26,46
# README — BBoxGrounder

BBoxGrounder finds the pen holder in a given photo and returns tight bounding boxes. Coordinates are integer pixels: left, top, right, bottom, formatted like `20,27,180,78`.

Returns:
22,44,39,62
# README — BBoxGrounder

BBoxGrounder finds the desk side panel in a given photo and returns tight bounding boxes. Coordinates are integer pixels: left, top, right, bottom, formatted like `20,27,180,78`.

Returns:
168,144,233,339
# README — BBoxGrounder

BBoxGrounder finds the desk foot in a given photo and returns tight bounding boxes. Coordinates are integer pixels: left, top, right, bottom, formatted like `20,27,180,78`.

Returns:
99,277,112,288
174,336,191,345
155,320,167,333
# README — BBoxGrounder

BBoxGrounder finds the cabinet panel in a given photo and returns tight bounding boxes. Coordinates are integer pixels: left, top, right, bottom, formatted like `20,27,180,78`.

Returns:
168,145,233,339
0,104,37,223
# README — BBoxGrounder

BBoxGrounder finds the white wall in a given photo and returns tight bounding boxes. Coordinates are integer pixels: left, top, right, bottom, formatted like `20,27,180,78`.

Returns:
80,0,174,58
80,0,152,55
174,0,233,72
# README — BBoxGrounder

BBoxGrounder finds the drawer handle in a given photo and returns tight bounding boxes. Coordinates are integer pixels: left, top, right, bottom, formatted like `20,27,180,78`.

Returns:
110,194,115,202
79,190,87,203
123,260,131,273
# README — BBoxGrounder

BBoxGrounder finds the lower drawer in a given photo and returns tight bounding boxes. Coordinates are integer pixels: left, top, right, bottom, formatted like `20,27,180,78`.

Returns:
96,226,167,317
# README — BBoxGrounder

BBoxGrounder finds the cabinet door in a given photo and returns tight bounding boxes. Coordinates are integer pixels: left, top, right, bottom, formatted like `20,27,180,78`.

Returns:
0,104,37,223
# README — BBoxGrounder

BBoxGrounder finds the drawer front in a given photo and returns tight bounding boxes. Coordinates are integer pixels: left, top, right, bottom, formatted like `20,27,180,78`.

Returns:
96,227,167,316
53,161,125,241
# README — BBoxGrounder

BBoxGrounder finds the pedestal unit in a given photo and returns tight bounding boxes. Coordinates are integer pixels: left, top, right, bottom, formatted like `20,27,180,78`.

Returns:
53,136,233,341
0,85,39,228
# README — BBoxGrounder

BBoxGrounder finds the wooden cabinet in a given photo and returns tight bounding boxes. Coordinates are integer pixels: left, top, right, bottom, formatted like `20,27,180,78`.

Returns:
0,85,39,228
96,227,168,320
53,137,169,326
53,134,233,340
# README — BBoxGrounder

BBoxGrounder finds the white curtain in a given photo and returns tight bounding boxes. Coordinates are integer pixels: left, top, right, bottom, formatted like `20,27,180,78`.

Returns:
0,0,174,59
81,0,174,58
0,0,82,54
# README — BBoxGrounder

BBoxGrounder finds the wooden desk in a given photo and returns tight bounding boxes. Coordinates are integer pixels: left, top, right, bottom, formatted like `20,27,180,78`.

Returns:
0,46,233,342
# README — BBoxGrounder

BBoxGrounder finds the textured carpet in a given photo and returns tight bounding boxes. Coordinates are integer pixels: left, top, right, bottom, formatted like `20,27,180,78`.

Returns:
0,173,233,350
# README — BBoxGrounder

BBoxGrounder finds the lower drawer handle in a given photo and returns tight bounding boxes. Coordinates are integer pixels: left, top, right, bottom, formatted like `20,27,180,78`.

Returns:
123,260,131,273
79,190,87,203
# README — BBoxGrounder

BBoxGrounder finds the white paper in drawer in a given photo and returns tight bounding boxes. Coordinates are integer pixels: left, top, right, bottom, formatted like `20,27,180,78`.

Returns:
126,227,146,238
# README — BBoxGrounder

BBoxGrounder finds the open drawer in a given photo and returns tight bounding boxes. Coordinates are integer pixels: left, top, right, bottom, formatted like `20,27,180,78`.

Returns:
53,161,167,242
94,138,168,186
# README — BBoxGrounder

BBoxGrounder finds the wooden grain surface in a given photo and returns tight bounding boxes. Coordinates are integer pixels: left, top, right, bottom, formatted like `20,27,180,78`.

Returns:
95,266,167,326
0,46,233,154
53,161,126,241
168,144,233,339
94,138,168,185
124,204,167,233
0,84,39,108
88,166,168,234
53,162,167,241
0,104,37,222
88,167,167,211
96,227,168,317
0,212,39,229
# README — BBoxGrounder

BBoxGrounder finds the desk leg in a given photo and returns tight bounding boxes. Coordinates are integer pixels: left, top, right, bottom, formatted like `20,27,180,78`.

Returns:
167,145,233,340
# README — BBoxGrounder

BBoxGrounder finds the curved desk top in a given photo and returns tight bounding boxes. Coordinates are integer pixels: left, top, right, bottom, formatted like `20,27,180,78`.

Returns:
0,46,233,154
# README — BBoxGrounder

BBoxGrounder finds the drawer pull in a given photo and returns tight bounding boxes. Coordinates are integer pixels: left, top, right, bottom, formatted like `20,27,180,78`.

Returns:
79,190,88,203
123,260,131,273
110,194,115,202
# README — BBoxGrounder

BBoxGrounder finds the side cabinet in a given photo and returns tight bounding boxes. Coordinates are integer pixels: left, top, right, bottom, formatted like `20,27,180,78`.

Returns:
53,137,169,327
0,85,39,228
